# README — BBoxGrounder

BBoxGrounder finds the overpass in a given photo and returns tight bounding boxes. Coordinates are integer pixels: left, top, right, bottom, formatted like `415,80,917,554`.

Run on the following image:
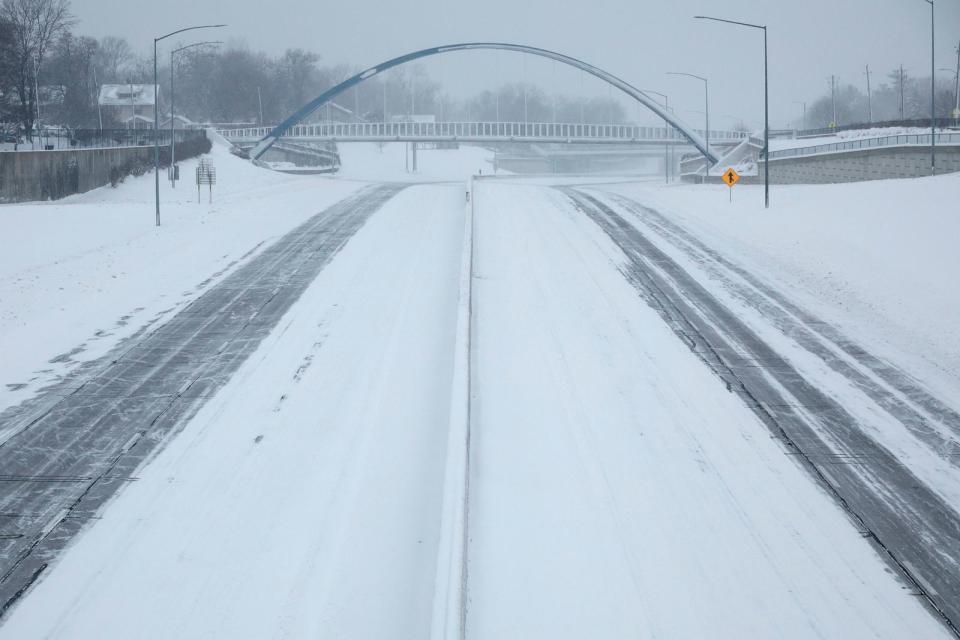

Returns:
220,121,748,147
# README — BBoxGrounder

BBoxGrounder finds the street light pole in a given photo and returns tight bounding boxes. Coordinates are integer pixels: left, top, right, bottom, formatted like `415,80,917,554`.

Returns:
694,15,769,208
793,101,806,131
170,41,222,187
666,71,709,180
864,65,873,123
153,24,226,227
925,0,935,175
640,89,671,183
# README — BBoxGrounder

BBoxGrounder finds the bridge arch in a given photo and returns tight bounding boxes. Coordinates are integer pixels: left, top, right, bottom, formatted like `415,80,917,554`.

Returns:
251,43,719,165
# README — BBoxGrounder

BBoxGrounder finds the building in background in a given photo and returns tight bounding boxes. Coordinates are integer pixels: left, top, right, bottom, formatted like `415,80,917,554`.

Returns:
98,84,157,129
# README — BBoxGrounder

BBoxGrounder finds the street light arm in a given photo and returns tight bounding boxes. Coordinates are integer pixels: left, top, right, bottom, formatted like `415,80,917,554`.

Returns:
156,24,227,43
694,15,765,30
172,41,224,56
666,71,707,83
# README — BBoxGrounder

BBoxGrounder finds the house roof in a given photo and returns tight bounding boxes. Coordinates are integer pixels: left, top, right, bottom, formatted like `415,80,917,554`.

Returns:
99,84,158,107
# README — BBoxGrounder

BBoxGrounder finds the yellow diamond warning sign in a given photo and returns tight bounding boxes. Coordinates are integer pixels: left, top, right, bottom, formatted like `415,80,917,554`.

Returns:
722,167,740,187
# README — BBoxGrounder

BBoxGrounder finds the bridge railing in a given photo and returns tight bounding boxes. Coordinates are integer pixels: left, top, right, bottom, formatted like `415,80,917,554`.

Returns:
767,131,960,160
219,122,749,143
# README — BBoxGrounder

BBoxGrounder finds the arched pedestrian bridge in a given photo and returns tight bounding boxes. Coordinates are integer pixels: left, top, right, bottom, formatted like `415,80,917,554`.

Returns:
219,121,748,147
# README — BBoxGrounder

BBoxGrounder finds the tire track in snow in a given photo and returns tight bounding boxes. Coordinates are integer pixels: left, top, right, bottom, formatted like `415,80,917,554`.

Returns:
0,184,405,619
562,187,960,637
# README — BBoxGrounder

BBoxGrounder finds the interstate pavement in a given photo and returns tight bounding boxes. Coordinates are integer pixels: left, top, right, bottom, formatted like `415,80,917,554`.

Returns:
0,183,404,616
563,187,960,635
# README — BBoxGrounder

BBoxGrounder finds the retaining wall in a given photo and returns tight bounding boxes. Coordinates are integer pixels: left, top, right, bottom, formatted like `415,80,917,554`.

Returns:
760,145,960,184
0,134,210,203
685,145,960,185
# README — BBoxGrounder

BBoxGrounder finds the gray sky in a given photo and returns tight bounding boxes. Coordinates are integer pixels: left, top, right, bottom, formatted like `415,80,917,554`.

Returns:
74,0,959,129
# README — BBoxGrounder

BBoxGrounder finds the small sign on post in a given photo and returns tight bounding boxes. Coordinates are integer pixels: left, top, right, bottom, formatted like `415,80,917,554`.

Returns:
722,167,740,203
196,159,216,204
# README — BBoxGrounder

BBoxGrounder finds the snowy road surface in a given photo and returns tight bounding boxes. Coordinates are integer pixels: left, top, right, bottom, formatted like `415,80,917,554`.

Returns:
0,169,957,638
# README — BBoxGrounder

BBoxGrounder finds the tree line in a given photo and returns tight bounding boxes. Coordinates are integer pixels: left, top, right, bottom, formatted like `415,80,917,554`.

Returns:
0,0,633,140
802,67,958,130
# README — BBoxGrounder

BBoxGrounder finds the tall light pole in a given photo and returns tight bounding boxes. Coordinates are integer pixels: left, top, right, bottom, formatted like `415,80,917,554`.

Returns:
793,100,807,131
153,24,226,226
666,71,709,180
924,0,935,175
954,41,960,121
170,41,222,187
640,88,672,183
830,75,838,128
695,15,768,208
864,65,873,123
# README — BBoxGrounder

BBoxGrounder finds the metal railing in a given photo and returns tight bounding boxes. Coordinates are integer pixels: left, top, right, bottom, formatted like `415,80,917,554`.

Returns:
218,121,749,144
796,118,960,138
766,131,960,161
0,129,207,152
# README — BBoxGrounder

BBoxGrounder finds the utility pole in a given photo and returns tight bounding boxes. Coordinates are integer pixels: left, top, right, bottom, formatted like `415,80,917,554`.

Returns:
900,65,905,119
830,75,838,129
954,41,960,121
93,67,103,134
257,86,264,126
864,65,873,123
793,101,806,130
925,0,935,175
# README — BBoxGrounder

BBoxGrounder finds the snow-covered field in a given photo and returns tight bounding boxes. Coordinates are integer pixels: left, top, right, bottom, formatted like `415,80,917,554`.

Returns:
1,142,959,638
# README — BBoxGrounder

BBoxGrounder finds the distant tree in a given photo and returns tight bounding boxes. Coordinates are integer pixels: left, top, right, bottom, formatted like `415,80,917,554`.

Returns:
0,0,74,138
45,31,96,126
93,35,132,83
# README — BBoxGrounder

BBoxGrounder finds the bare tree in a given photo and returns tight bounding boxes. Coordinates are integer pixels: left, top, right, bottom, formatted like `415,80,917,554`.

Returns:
93,35,132,82
0,0,74,139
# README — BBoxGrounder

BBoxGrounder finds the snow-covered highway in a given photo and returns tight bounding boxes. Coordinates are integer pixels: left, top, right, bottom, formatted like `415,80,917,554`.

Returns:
0,145,958,638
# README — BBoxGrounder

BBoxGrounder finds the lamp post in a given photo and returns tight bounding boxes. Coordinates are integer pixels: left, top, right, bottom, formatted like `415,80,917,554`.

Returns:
793,101,806,131
639,88,672,183
924,0,935,175
153,24,226,226
170,41,222,187
941,65,960,123
695,15,768,208
666,71,709,180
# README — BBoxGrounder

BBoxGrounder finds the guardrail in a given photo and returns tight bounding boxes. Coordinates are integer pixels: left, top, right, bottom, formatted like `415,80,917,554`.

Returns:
0,129,207,152
766,132,960,160
796,118,960,138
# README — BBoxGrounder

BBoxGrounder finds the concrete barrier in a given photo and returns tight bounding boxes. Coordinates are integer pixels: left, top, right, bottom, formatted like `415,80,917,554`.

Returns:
0,134,210,203
759,145,960,184
685,144,960,185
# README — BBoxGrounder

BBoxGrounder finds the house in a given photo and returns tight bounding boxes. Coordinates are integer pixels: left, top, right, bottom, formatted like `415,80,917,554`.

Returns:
99,84,158,129
160,114,197,129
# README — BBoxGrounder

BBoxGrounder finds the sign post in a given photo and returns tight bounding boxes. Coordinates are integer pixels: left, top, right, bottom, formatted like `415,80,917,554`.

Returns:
722,167,740,203
196,159,216,203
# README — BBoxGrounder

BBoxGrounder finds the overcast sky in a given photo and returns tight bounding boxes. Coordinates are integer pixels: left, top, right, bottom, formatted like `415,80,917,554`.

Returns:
74,0,959,128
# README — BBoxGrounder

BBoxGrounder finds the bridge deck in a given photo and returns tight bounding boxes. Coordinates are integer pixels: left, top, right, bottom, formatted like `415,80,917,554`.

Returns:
219,121,749,146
